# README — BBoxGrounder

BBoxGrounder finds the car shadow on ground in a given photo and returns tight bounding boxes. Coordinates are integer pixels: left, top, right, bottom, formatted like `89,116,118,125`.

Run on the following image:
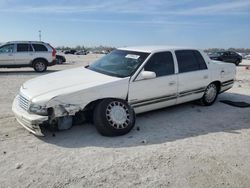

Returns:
39,92,250,148
0,69,59,76
238,64,250,67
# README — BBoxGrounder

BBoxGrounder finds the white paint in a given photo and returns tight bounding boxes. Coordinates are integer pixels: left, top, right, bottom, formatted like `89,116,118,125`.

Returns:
12,46,236,135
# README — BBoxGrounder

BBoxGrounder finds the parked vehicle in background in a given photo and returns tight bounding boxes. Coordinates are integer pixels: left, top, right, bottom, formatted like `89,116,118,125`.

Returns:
209,51,242,65
56,55,66,64
12,46,236,137
0,41,56,72
237,52,248,59
75,50,88,55
245,54,250,60
64,50,76,54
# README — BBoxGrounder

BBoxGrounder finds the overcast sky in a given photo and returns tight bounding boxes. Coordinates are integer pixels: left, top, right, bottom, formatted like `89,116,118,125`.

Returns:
0,0,249,48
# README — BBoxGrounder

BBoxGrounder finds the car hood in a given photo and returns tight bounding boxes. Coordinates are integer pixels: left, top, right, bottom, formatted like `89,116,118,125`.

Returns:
21,67,123,100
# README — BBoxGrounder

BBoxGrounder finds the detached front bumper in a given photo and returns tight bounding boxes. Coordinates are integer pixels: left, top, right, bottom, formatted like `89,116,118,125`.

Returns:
12,96,48,136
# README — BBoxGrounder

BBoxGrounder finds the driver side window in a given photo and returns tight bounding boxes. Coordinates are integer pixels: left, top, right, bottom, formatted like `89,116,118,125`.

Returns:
0,44,14,53
144,51,174,77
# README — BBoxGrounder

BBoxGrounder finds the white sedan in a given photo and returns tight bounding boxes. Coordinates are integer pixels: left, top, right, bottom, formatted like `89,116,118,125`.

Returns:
12,46,236,136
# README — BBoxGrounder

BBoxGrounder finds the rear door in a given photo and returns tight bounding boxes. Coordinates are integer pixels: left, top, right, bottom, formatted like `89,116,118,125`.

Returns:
221,52,232,62
228,51,238,63
175,50,210,104
0,44,15,65
15,43,34,65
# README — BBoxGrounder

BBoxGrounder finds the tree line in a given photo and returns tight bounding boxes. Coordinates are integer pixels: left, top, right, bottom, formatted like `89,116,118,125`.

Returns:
56,46,250,54
56,45,116,52
205,48,250,53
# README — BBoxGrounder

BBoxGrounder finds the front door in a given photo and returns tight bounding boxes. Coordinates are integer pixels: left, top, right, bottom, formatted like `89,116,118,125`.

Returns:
0,44,15,65
128,51,177,113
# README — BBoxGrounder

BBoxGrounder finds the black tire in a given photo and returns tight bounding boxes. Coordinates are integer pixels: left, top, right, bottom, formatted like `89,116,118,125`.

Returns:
235,59,240,66
200,83,219,106
33,59,47,72
93,99,135,137
57,58,63,64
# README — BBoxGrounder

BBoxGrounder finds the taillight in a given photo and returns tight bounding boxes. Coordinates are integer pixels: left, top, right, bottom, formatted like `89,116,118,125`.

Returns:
48,43,56,58
52,48,56,57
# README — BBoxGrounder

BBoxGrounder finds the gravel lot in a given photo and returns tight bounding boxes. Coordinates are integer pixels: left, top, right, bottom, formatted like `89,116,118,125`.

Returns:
0,55,250,188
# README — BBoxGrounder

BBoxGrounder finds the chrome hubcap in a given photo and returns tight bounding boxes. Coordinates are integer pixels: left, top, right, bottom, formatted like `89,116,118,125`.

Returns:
205,85,217,103
35,62,45,71
106,101,130,129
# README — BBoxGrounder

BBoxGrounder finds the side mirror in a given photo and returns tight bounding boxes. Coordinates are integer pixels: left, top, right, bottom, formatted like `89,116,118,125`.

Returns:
136,71,156,81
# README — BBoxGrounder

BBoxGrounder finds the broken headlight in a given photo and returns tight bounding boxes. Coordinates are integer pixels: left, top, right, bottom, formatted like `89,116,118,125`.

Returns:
29,103,48,116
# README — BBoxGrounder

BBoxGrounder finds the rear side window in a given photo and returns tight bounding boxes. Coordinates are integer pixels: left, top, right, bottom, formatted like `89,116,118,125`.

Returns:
144,51,174,77
17,43,33,52
175,50,207,73
193,51,207,70
229,51,237,56
32,44,48,52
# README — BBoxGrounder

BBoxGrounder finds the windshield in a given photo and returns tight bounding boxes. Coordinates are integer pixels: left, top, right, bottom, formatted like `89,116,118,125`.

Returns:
88,50,150,78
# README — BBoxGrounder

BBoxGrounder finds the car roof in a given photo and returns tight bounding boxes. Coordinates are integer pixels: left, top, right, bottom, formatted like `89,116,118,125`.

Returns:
118,45,197,53
6,41,47,44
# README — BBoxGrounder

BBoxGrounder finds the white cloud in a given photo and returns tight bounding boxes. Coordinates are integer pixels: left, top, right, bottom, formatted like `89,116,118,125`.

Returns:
176,0,250,15
55,17,208,26
0,0,249,15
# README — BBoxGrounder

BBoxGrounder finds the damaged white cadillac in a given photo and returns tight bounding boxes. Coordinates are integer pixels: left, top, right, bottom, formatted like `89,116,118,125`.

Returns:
12,46,236,136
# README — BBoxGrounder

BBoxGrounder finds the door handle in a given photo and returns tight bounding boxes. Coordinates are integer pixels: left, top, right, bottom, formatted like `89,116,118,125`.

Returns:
169,81,176,86
8,54,13,56
221,70,225,73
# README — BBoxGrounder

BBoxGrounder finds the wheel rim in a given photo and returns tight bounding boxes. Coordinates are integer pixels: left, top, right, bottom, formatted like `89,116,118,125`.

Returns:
204,84,217,103
35,62,45,71
106,101,130,129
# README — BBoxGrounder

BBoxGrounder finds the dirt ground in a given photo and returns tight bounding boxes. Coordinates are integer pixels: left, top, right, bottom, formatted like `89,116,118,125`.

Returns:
0,55,250,188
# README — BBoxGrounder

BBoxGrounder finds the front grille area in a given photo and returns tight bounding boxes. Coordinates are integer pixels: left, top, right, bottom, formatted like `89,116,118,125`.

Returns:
18,94,30,111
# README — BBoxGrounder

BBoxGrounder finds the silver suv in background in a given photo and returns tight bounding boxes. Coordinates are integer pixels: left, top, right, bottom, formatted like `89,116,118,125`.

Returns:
0,41,57,72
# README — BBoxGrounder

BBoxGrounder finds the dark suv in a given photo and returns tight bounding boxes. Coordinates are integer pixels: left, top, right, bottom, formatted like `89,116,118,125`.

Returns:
209,51,242,66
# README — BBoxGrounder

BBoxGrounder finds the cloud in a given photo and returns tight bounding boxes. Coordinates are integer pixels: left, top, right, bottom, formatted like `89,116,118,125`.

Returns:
176,0,250,15
54,17,209,26
0,0,249,15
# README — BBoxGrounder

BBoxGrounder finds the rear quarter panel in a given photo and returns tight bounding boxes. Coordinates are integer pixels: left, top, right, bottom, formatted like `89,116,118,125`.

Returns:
33,52,53,63
209,60,236,83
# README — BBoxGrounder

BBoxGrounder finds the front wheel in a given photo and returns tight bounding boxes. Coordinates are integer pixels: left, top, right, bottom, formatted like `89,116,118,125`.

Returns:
93,99,135,137
200,83,218,106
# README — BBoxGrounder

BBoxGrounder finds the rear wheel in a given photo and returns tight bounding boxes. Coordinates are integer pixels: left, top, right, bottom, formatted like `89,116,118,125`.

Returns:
93,99,135,136
33,60,47,72
200,83,218,106
235,59,240,66
57,58,63,64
